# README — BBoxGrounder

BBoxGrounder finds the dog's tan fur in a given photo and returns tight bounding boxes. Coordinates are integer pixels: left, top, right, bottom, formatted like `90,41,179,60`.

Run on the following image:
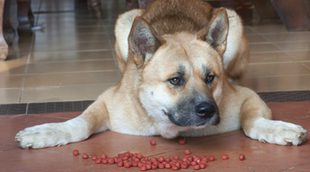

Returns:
115,0,248,79
16,0,307,149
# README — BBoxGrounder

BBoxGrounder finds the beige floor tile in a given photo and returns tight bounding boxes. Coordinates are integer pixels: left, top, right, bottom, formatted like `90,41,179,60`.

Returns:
0,89,21,104
24,71,120,88
30,50,114,63
275,42,310,52
249,52,292,63
249,43,280,53
249,24,287,33
21,84,114,103
243,62,310,78
247,34,268,43
242,75,310,92
36,26,114,35
261,32,310,43
0,75,24,89
284,51,310,62
244,26,254,34
34,33,112,44
32,40,112,52
25,60,118,74
0,58,28,76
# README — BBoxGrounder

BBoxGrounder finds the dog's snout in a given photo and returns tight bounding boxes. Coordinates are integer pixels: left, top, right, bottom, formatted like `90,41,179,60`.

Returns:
195,102,216,117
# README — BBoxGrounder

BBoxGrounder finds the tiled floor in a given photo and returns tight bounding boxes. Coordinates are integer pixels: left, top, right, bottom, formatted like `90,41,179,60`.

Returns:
0,0,309,104
0,1,309,171
1,101,310,171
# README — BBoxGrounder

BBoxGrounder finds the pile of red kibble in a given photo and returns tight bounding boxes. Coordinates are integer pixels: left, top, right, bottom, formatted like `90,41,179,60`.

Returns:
72,138,246,171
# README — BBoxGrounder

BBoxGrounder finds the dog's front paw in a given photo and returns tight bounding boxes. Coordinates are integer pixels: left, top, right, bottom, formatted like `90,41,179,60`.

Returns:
247,119,307,146
15,123,71,149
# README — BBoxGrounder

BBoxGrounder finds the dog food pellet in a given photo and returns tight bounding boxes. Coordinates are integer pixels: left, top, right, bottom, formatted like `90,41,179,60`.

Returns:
239,154,246,161
184,149,191,155
72,149,79,156
82,153,89,159
95,159,102,164
208,155,216,161
72,139,246,171
91,155,97,161
178,138,186,145
193,164,201,170
221,154,229,160
149,139,157,146
199,164,207,169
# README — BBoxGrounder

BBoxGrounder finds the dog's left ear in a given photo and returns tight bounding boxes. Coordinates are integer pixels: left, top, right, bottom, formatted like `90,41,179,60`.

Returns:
198,8,228,55
128,17,161,67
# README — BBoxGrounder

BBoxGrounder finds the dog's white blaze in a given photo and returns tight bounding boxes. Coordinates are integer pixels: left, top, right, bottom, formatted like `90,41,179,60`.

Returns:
246,118,307,146
223,9,243,69
115,9,143,61
140,85,173,121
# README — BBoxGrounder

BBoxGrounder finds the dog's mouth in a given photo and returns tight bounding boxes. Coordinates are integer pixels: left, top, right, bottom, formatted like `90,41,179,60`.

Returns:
162,110,220,127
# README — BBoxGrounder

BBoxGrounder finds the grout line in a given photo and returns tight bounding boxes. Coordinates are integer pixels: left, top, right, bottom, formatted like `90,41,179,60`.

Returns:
248,60,310,65
2,91,310,115
243,73,310,79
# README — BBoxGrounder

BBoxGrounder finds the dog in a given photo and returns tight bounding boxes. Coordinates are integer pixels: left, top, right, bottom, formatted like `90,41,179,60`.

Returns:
16,0,307,149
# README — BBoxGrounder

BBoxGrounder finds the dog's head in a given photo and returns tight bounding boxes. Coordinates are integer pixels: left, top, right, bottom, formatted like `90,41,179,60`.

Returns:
128,9,228,129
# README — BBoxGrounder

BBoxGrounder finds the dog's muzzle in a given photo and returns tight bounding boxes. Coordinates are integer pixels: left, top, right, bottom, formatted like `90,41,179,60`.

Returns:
195,102,220,125
164,101,220,127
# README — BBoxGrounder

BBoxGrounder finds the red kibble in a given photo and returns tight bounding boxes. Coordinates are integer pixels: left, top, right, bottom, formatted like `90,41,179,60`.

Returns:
181,162,189,169
92,155,97,161
239,154,246,161
208,155,216,161
124,162,132,168
158,156,164,162
172,165,180,170
82,153,89,159
117,161,124,167
199,163,207,169
178,138,186,145
165,163,172,169
191,161,197,166
158,163,165,169
221,154,229,160
146,163,152,170
102,158,108,164
72,149,79,156
140,165,147,171
108,158,115,164
184,149,191,155
193,164,200,170
151,164,158,169
101,154,107,159
149,139,157,146
95,159,102,164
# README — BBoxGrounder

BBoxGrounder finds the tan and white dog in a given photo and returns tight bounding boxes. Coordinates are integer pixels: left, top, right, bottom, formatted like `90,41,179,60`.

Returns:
16,0,307,149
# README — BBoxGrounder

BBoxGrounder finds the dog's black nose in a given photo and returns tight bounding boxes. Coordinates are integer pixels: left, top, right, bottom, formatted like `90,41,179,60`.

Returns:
195,102,216,117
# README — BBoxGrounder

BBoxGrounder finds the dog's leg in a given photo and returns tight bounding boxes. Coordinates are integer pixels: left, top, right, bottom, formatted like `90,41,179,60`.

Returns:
241,90,307,146
16,97,109,149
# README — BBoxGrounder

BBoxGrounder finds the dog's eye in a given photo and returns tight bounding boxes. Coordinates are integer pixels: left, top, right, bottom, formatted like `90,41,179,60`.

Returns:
205,72,215,84
168,76,184,86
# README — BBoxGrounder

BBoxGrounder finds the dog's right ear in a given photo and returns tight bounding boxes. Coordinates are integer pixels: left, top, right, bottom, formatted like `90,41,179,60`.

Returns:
128,17,161,67
198,8,229,55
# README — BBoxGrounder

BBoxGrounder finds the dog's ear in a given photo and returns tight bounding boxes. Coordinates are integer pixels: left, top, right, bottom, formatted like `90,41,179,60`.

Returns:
198,8,228,55
128,17,161,67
